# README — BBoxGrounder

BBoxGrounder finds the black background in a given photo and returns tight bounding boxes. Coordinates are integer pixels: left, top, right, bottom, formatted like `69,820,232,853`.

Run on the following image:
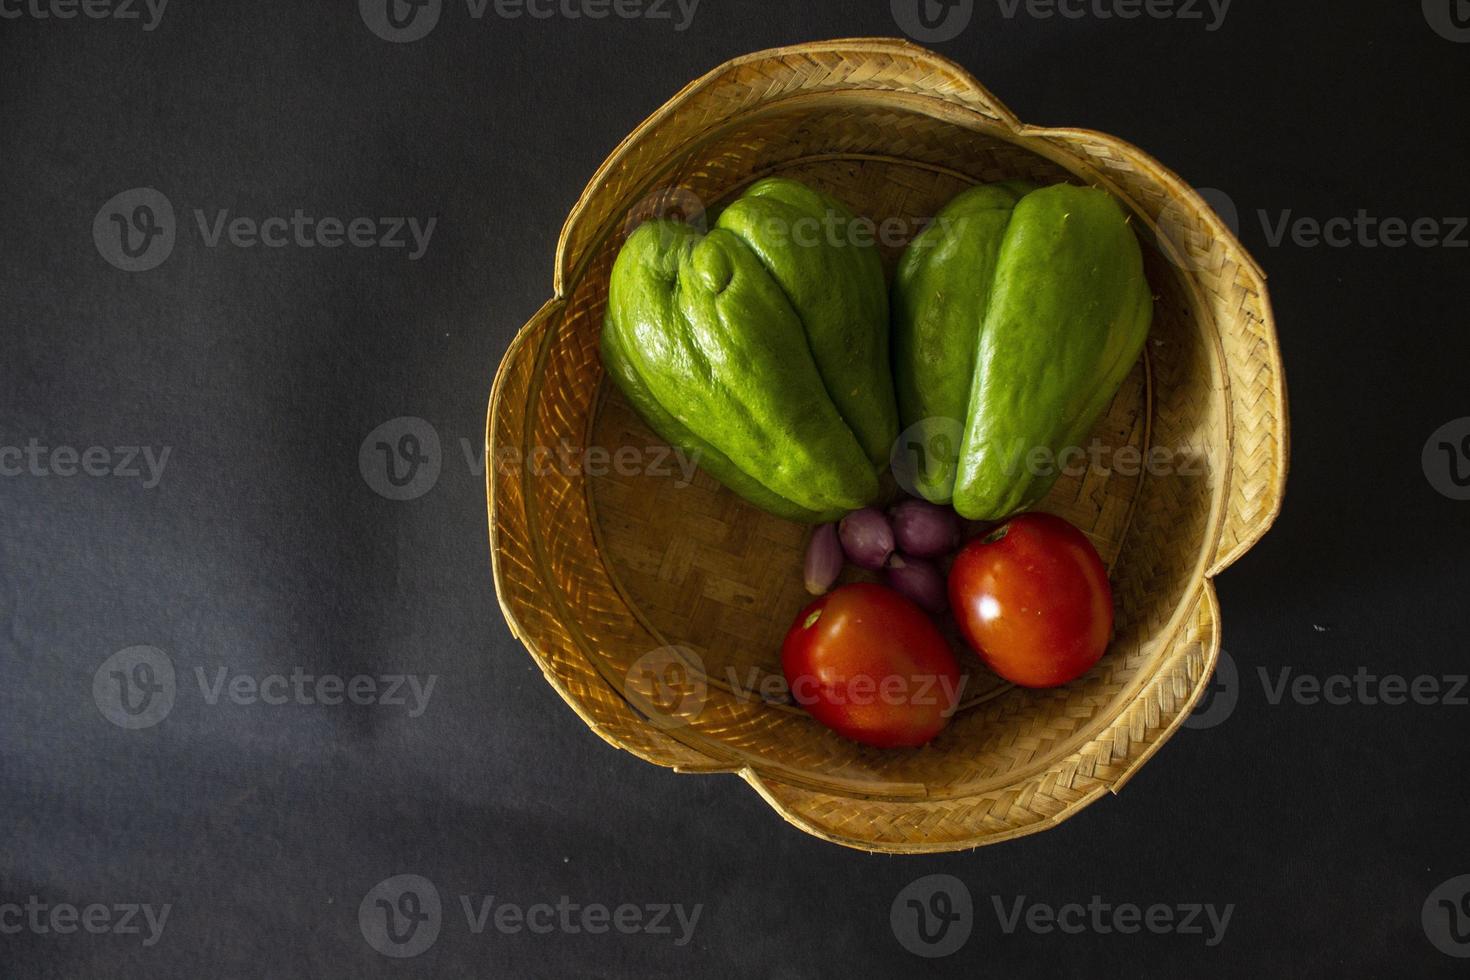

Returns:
2,1,1467,977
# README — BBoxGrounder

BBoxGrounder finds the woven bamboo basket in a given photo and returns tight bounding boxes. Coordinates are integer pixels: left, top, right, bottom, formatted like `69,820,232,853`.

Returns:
487,39,1287,853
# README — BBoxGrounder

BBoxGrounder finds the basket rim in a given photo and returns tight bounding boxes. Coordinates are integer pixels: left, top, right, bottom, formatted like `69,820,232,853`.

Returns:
487,37,1289,851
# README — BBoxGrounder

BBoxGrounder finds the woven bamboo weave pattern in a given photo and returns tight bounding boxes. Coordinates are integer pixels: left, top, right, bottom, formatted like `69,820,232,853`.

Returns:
488,39,1287,851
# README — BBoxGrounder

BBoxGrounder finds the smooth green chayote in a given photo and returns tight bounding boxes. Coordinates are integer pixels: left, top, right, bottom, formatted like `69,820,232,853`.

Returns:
601,179,896,522
714,179,896,466
892,182,1154,521
891,181,1035,503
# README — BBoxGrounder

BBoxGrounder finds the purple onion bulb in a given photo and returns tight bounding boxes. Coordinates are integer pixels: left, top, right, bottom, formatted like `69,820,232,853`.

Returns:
885,554,949,615
838,507,894,571
804,523,843,595
889,499,961,559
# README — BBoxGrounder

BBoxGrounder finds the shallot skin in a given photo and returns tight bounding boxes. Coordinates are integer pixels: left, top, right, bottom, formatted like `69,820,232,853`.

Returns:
889,498,961,559
804,523,844,595
885,554,949,615
838,507,895,571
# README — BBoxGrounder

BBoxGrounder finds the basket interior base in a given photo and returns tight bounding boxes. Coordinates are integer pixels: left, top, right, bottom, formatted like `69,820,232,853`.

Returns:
586,156,1152,722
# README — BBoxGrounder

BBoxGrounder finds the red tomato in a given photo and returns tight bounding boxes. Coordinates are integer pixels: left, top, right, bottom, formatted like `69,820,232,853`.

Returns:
949,512,1114,689
781,583,962,748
